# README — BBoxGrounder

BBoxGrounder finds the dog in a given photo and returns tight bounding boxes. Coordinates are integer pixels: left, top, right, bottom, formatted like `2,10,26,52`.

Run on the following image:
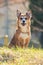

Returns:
9,10,32,48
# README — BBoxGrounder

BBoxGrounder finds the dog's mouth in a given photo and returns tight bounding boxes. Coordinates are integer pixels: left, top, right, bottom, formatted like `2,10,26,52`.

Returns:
21,23,26,26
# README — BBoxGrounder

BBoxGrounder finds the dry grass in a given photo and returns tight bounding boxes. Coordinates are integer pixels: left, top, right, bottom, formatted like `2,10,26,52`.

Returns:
0,46,43,65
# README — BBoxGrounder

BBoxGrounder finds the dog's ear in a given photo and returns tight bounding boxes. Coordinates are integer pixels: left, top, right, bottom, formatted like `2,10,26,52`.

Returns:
26,10,32,19
17,10,21,18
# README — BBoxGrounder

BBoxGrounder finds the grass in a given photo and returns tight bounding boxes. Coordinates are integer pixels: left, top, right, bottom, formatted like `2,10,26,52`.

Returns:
0,46,43,65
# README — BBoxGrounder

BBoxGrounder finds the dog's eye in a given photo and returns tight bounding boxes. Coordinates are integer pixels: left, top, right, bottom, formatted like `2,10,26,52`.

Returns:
20,18,23,20
25,18,27,20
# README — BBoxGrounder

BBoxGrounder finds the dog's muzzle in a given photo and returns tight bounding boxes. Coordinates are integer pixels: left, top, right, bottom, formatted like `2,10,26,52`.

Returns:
21,22,26,26
21,18,26,26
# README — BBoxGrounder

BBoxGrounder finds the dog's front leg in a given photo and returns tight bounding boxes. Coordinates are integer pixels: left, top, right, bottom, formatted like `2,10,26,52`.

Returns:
25,38,30,47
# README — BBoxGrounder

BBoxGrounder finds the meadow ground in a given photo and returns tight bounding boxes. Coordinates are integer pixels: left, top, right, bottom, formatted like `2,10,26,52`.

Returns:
0,46,43,65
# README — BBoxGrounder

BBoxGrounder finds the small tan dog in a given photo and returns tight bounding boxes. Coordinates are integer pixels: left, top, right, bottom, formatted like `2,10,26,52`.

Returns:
9,10,32,48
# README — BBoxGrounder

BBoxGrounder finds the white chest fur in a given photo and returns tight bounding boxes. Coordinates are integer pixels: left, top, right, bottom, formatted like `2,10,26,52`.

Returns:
19,33,31,44
19,33,29,39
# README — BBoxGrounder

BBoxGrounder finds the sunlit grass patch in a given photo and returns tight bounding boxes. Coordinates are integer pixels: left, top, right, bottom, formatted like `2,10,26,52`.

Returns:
0,46,43,65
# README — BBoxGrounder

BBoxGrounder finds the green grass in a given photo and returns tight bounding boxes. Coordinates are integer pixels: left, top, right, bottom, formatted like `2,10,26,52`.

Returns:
0,46,43,65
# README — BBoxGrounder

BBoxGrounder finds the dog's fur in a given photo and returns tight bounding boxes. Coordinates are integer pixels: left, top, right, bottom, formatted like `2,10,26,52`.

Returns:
9,10,32,48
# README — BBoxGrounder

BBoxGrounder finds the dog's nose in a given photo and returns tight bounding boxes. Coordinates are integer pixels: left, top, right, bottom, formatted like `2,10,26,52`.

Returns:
22,18,25,23
23,20,25,23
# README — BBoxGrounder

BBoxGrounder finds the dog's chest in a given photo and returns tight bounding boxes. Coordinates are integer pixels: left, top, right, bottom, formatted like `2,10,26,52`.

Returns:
21,26,28,32
19,33,29,39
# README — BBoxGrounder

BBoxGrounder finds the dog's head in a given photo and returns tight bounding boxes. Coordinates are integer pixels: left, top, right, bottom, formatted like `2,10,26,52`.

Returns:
16,10,32,30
